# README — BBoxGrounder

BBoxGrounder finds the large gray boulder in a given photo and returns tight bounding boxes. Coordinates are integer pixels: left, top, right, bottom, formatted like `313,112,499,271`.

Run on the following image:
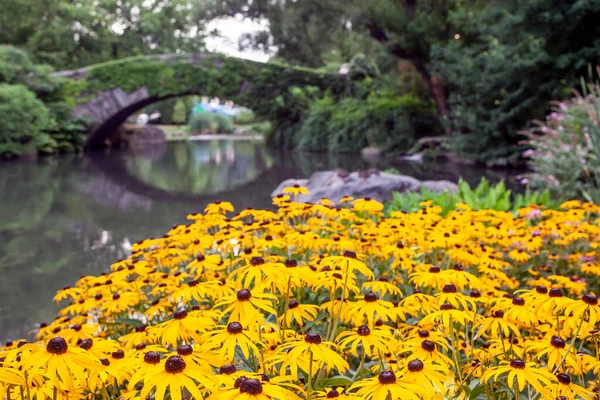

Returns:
271,170,457,204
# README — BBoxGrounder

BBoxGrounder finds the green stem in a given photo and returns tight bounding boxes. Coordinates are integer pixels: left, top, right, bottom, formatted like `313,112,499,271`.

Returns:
24,371,31,400
307,351,314,400
552,310,585,374
359,345,366,380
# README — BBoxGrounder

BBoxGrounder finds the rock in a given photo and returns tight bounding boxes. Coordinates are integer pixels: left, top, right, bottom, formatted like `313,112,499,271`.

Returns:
118,124,166,159
361,146,381,163
271,170,459,204
421,180,459,193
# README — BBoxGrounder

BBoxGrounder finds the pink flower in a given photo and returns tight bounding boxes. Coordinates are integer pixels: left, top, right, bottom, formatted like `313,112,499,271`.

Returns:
526,209,542,221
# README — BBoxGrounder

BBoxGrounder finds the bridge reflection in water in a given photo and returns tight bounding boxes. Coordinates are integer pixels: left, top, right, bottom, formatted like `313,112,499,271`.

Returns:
0,139,520,343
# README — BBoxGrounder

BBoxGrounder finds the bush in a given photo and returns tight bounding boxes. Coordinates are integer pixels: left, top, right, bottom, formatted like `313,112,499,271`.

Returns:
384,176,554,216
294,88,440,153
0,84,51,157
172,99,188,125
524,72,600,203
233,108,256,125
188,112,234,134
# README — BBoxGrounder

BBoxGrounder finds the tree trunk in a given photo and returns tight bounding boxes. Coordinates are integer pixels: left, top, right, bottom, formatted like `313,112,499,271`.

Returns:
410,60,449,124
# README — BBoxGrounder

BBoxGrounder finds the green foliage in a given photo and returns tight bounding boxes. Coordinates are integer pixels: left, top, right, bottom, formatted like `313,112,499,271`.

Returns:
433,0,600,165
233,109,256,125
189,112,234,134
292,86,440,153
0,84,51,157
0,0,208,70
172,99,188,125
524,70,600,203
384,177,554,216
0,46,86,157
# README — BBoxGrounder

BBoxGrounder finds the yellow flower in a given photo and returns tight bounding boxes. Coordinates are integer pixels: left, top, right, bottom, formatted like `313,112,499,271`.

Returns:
279,333,349,378
336,325,390,357
140,355,217,400
351,370,425,400
151,309,215,347
204,322,261,361
482,359,556,396
215,287,278,326
279,299,319,328
282,184,310,196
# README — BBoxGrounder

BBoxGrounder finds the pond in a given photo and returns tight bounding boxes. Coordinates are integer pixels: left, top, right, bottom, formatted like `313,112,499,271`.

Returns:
0,139,519,343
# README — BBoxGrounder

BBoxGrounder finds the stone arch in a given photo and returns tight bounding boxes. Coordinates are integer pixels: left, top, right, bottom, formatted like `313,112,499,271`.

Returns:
57,54,345,148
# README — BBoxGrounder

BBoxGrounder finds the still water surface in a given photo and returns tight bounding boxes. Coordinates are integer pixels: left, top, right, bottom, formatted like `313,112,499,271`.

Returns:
0,140,518,343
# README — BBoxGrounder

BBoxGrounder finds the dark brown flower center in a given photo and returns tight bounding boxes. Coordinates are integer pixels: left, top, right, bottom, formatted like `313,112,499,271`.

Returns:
219,364,237,374
174,310,188,320
493,310,504,318
196,254,205,262
583,294,598,306
227,322,243,334
429,266,441,273
135,343,147,351
237,289,252,301
285,259,298,268
536,286,548,294
407,359,424,372
421,340,435,352
46,337,68,355
551,336,566,349
556,373,571,385
549,288,563,298
510,359,525,369
512,297,525,306
240,378,263,394
305,333,323,344
364,292,378,303
442,284,457,293
470,290,481,298
100,358,110,366
343,250,357,259
378,371,397,384
418,330,430,338
188,280,199,287
327,389,340,398
111,350,125,359
250,256,265,266
79,338,93,350
357,325,371,336
177,345,193,356
288,299,300,309
165,356,186,373
440,303,454,311
144,351,161,364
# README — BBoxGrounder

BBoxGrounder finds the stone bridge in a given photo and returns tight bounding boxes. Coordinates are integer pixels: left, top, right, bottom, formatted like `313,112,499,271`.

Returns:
56,54,346,148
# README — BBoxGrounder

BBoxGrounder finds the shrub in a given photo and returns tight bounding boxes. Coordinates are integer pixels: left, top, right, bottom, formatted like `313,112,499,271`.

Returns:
523,72,600,203
188,112,234,134
294,88,440,153
384,176,554,216
233,108,256,125
171,99,188,125
0,84,51,157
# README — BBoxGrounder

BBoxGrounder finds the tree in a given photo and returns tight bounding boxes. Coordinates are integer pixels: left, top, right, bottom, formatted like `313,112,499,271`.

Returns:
0,0,208,69
433,0,600,165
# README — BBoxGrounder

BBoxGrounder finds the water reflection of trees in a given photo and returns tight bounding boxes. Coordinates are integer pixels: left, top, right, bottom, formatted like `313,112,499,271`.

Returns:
124,141,274,195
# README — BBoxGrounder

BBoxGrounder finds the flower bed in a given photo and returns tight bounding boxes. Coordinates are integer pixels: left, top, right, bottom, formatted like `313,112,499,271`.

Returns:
2,189,600,399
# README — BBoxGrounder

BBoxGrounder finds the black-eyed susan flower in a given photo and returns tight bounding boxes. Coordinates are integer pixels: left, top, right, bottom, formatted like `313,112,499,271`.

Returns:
336,325,390,357
278,299,319,329
140,355,217,400
279,333,348,378
215,287,278,326
351,370,425,400
204,322,261,361
481,358,556,396
151,309,214,347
